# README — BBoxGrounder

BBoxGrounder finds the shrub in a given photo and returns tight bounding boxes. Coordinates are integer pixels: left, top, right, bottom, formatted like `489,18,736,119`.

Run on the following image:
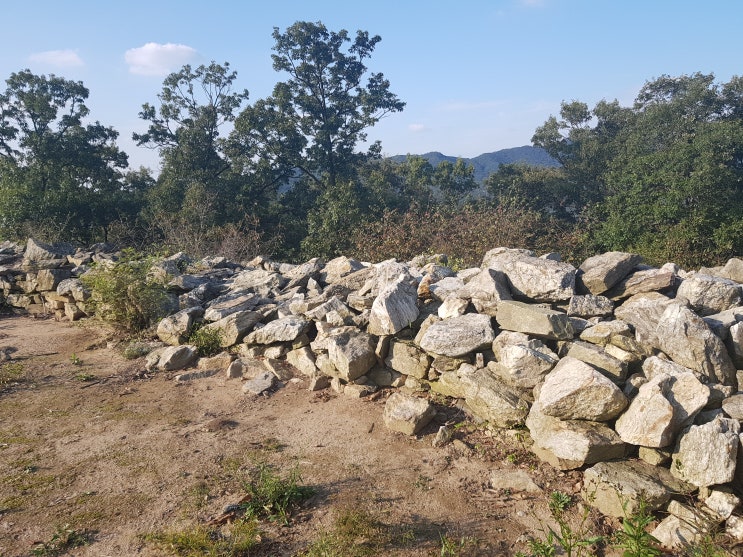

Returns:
187,325,223,357
81,249,172,333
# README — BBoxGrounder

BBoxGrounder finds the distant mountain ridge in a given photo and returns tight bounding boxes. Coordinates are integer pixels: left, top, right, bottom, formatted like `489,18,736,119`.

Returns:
389,145,559,183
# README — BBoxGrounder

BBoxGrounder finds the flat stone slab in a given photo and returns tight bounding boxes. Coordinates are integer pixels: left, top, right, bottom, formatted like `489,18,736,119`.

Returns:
418,313,495,357
496,300,573,340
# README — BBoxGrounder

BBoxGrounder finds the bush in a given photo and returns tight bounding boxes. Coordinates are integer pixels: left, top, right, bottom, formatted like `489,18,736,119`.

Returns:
81,249,172,333
187,324,223,357
350,204,577,266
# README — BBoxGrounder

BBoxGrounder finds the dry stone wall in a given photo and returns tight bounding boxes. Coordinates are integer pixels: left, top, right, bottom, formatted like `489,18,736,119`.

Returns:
4,238,743,548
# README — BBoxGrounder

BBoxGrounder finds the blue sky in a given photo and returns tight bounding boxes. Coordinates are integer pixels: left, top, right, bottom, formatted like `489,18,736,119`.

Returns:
2,0,742,171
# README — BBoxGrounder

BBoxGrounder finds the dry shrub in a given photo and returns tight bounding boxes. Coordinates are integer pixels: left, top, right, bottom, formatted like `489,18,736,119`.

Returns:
351,204,578,266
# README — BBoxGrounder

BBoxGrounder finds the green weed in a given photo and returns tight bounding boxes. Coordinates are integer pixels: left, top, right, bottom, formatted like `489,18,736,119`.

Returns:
0,362,26,391
613,500,661,557
300,508,396,557
188,324,224,357
145,519,260,557
30,524,89,556
439,533,477,556
240,463,314,524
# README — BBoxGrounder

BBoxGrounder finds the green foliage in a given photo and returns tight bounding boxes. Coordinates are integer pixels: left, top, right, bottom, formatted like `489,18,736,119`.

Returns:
145,519,260,557
439,533,477,556
0,362,26,391
81,249,172,333
0,70,133,243
30,524,89,556
187,324,223,357
519,491,603,557
240,463,314,524
613,501,661,557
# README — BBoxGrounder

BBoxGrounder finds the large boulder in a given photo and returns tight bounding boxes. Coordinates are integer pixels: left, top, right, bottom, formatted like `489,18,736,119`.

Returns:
606,267,677,300
244,316,311,345
526,400,625,470
495,300,573,340
582,460,693,517
538,357,628,421
656,303,737,388
204,310,261,347
676,273,742,316
485,252,576,302
418,313,495,357
577,251,642,295
326,329,377,381
367,275,419,335
671,417,741,488
383,392,437,435
385,340,431,379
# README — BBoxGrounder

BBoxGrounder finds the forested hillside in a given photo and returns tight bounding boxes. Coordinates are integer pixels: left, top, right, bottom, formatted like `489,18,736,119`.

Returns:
0,20,741,268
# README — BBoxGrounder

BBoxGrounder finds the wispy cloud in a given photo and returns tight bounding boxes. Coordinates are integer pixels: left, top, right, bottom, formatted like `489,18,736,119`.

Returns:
520,0,546,6
125,42,198,76
29,49,84,68
408,123,427,132
439,100,508,112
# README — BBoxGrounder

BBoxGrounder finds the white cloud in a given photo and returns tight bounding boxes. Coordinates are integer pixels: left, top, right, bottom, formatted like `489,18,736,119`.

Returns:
408,123,427,132
28,49,84,68
520,0,546,6
125,42,198,76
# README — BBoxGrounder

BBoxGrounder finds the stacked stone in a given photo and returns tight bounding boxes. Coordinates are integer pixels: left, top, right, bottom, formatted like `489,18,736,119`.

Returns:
5,237,743,550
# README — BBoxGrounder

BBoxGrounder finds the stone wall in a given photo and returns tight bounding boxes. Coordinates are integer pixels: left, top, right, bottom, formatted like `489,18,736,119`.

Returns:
3,238,743,548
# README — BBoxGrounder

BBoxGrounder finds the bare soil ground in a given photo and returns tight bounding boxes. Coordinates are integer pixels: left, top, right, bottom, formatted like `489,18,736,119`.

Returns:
0,313,618,556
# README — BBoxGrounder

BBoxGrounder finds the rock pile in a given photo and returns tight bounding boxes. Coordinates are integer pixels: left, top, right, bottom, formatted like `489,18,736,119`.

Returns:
3,238,743,549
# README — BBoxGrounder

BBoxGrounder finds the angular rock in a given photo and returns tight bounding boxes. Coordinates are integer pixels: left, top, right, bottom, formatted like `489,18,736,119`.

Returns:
578,251,642,295
722,258,743,283
56,278,90,302
526,400,625,470
232,268,286,291
244,316,311,345
202,310,260,348
728,322,743,368
606,268,677,300
486,252,576,302
495,300,573,340
242,370,276,395
204,291,259,321
561,341,628,384
428,276,466,302
582,460,693,517
490,331,558,388
703,306,743,339
418,313,495,357
579,320,633,347
320,256,366,284
285,346,317,377
304,296,354,323
676,273,742,316
24,238,74,262
385,339,431,379
672,417,740,487
157,345,198,371
614,292,676,352
367,275,419,335
567,294,614,318
327,329,377,381
538,357,628,421
656,303,737,388
462,267,512,315
157,307,204,346
437,296,469,319
383,392,437,435
36,268,71,292
197,351,234,371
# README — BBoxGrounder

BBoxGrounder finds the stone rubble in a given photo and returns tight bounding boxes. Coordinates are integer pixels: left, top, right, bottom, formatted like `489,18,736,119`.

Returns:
4,237,743,553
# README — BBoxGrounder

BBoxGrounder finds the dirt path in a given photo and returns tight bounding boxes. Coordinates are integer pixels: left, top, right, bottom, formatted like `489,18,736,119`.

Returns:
0,314,607,556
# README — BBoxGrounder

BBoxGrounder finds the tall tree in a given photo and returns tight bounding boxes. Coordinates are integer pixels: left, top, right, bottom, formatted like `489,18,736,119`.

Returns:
232,21,405,192
0,70,130,242
134,61,249,222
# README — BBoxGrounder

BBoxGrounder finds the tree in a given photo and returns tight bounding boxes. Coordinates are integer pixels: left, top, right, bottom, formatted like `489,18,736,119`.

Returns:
432,158,477,205
134,61,249,221
232,21,405,192
0,70,130,242
533,72,743,266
